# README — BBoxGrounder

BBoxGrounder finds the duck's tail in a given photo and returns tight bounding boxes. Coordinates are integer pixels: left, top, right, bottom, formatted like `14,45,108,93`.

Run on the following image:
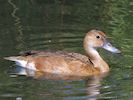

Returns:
4,56,28,67
4,56,21,61
4,56,37,77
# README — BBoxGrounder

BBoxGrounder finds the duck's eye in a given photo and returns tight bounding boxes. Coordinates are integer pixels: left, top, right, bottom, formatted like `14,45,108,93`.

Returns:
96,36,100,39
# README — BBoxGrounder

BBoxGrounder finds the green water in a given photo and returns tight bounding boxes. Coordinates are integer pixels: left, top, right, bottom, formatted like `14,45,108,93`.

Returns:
0,0,133,100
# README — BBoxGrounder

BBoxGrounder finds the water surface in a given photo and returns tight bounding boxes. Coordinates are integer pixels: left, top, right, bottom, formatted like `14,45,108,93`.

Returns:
0,0,133,100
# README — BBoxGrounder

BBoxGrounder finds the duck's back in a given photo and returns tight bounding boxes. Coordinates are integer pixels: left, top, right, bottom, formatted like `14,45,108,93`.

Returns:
21,50,89,62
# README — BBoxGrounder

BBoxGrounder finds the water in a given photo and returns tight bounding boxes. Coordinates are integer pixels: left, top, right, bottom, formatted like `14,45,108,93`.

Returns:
0,0,133,100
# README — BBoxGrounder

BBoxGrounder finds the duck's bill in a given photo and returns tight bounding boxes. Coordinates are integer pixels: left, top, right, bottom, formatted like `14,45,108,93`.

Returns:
102,42,121,53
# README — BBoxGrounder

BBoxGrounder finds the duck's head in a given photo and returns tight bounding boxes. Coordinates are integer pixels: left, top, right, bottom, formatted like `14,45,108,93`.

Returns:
84,30,121,53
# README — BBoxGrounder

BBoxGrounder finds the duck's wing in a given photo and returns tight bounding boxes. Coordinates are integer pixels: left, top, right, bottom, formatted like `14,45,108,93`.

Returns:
28,50,91,64
4,50,91,65
55,51,90,64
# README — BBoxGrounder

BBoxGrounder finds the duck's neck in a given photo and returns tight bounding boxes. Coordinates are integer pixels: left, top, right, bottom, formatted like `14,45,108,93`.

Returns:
84,46,109,73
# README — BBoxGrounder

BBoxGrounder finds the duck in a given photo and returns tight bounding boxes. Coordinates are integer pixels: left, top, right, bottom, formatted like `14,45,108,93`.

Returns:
4,30,121,77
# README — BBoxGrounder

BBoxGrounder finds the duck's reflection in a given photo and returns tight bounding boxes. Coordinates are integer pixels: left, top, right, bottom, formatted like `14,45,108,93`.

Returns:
85,76,104,100
10,66,108,100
